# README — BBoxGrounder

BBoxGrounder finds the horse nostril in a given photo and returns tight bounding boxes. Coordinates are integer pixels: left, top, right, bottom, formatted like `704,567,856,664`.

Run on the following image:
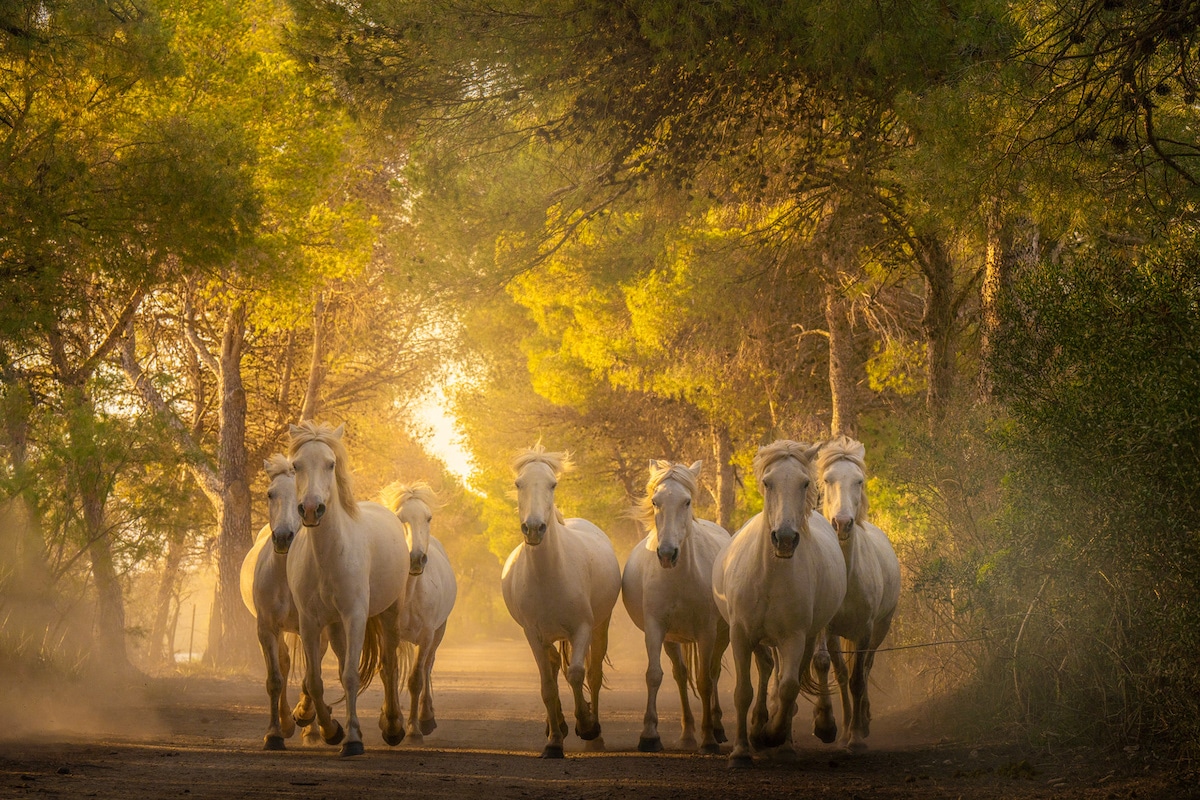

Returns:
297,504,305,517
316,503,326,517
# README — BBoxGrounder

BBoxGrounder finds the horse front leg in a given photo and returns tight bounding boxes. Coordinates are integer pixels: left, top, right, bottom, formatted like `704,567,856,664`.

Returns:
694,630,721,754
566,624,602,747
376,607,406,747
257,623,287,750
337,612,368,757
638,622,667,752
708,621,730,747
749,644,774,748
829,635,853,748
847,637,873,753
526,632,566,759
276,632,297,740
665,642,696,750
406,640,427,742
762,636,812,751
418,621,447,736
812,629,838,744
585,617,611,750
727,627,755,768
299,615,344,749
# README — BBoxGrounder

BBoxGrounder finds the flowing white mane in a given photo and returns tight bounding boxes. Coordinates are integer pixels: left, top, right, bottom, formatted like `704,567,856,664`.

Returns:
633,460,699,528
263,453,293,479
288,420,359,518
381,480,439,514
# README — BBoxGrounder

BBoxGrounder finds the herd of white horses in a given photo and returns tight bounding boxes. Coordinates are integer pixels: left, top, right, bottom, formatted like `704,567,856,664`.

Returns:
239,421,900,767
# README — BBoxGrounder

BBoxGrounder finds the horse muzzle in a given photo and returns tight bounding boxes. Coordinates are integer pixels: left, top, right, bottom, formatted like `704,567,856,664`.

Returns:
771,528,799,559
656,546,679,569
299,502,326,527
521,521,546,546
833,516,855,542
272,528,296,555
409,552,428,576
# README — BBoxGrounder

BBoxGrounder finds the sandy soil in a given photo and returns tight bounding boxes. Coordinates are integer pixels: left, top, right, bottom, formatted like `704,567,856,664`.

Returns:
0,636,1190,799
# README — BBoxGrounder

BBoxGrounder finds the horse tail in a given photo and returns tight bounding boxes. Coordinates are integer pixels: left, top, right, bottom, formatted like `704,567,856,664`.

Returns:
284,632,304,681
398,640,416,683
682,641,700,698
357,616,384,694
557,640,571,677
803,635,834,698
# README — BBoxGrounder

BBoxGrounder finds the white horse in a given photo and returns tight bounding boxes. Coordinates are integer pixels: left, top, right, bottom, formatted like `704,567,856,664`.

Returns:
811,436,901,753
240,455,305,750
383,481,457,743
501,445,622,758
622,459,730,754
712,440,847,767
285,421,410,757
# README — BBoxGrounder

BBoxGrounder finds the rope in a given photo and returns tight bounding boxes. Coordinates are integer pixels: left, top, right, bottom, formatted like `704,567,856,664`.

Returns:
840,636,988,655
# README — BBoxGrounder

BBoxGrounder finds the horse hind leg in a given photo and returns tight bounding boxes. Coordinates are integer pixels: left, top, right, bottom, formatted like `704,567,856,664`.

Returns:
846,640,873,753
375,613,406,747
579,619,610,750
259,626,287,751
748,644,774,750
665,641,697,750
811,631,838,744
419,622,447,736
405,642,426,743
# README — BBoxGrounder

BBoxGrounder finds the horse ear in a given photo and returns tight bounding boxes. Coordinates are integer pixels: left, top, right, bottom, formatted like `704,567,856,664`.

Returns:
803,444,822,463
263,459,272,471
288,424,301,437
688,460,703,476
332,423,345,439
648,459,659,472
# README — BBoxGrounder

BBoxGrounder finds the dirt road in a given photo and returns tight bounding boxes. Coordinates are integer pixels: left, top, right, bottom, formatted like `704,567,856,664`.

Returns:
0,636,1184,799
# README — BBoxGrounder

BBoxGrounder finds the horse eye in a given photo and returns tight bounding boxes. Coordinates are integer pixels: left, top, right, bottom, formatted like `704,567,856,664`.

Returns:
426,515,432,523
551,482,557,490
267,491,275,500
684,499,691,506
326,461,335,471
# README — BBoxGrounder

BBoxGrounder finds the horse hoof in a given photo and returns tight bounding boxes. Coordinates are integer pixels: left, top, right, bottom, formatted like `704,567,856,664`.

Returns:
714,726,728,744
406,731,424,745
637,736,663,753
340,740,365,757
324,720,345,746
419,717,437,736
679,736,698,750
583,737,605,752
814,724,838,744
699,742,722,755
847,739,869,754
382,730,405,747
728,753,754,769
539,745,564,759
294,710,316,727
575,722,601,741
263,735,286,751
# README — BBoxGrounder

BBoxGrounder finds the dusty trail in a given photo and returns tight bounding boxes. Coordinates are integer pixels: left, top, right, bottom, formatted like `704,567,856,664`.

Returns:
0,636,1182,799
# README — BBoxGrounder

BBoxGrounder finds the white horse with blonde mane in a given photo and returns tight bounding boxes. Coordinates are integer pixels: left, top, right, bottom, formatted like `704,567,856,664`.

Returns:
240,455,306,750
622,459,730,754
712,440,846,767
284,421,410,757
501,445,622,758
810,436,901,753
382,481,457,743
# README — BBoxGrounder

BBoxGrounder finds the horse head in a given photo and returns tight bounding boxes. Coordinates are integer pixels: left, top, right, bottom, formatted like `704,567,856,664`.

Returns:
289,421,357,528
754,440,820,559
817,436,869,543
387,482,437,575
642,459,702,569
513,445,570,547
264,455,300,554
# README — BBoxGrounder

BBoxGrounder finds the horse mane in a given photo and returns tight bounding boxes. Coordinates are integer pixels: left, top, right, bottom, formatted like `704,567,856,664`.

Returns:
753,439,820,515
632,460,699,528
263,453,293,479
512,444,570,525
288,420,359,519
816,435,870,525
380,480,439,515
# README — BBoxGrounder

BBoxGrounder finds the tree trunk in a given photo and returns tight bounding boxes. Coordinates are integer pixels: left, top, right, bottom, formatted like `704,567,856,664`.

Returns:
711,423,737,532
299,294,327,422
206,302,256,667
81,482,131,673
824,282,858,438
980,201,1039,400
148,531,185,665
918,233,956,419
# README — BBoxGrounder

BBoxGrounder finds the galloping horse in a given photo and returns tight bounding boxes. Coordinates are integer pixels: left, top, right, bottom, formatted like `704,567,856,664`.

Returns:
712,440,846,767
285,421,410,756
240,455,306,750
501,445,622,758
811,436,900,752
622,460,730,753
383,481,457,743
